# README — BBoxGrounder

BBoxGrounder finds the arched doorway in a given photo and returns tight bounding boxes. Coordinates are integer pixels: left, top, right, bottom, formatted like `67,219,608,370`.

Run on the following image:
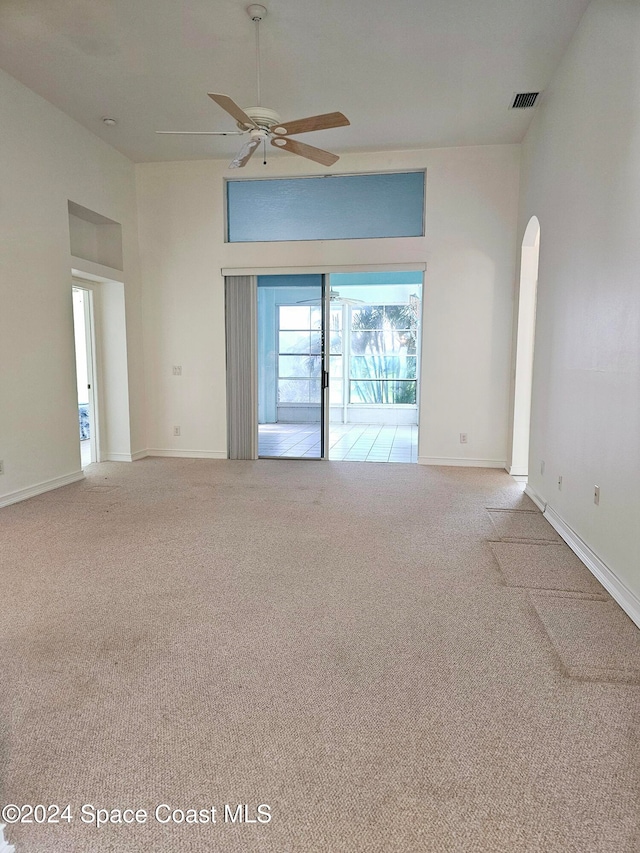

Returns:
509,216,540,477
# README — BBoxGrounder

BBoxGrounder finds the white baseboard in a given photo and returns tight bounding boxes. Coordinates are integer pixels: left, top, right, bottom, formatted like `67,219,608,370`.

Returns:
524,483,546,511
543,504,640,630
147,449,228,459
508,465,529,477
0,471,85,508
103,450,149,462
418,456,507,468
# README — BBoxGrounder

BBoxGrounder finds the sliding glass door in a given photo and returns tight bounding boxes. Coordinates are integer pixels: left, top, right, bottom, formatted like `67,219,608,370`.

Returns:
257,274,328,459
226,269,423,462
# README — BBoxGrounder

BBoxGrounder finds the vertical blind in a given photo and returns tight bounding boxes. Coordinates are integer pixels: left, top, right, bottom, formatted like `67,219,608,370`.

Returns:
225,275,258,459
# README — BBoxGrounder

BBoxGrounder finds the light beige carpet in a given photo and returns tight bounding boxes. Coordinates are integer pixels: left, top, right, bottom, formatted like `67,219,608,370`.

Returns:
487,509,563,543
1,459,639,853
491,542,609,597
531,596,640,684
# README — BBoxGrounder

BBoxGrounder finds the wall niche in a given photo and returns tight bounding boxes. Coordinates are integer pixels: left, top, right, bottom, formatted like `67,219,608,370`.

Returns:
68,200,123,271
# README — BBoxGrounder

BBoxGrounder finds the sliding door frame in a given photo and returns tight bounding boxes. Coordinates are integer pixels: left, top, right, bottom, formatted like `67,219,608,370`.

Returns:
224,264,427,462
320,273,330,460
253,273,327,461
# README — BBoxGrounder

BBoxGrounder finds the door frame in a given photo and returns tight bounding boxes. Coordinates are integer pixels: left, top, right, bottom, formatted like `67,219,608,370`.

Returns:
321,273,330,459
72,280,101,464
224,263,427,461
254,273,328,460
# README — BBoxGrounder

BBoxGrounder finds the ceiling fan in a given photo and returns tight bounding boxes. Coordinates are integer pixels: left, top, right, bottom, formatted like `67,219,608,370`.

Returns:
297,289,363,306
156,5,350,169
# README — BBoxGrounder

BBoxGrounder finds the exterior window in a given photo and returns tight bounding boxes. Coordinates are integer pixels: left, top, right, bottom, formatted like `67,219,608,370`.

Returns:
277,306,322,403
328,308,343,406
349,305,418,404
276,300,419,407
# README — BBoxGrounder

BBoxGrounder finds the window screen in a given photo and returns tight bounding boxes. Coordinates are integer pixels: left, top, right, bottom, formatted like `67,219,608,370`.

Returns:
227,171,425,242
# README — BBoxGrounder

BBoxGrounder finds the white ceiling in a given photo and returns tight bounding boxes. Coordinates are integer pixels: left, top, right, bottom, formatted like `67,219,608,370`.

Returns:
0,0,590,163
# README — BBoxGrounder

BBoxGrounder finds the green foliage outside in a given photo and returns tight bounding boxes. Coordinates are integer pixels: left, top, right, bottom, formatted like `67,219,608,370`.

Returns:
350,304,418,404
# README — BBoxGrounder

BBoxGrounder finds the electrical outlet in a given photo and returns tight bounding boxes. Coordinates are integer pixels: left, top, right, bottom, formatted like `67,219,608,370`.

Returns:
459,433,468,444
0,460,4,475
594,485,600,505
173,426,181,437
540,460,545,475
558,475,562,490
172,366,182,376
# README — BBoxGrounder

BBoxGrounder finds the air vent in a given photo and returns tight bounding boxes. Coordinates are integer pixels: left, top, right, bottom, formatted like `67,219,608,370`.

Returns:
510,92,540,110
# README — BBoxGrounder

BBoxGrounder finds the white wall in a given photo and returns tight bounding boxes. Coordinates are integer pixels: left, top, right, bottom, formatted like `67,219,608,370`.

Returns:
136,145,520,464
0,68,145,503
519,0,640,610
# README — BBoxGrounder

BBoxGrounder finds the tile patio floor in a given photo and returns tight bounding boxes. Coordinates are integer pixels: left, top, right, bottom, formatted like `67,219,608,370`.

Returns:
258,423,418,463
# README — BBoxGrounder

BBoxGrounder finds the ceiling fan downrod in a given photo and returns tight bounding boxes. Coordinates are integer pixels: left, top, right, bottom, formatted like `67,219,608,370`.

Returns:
247,5,267,107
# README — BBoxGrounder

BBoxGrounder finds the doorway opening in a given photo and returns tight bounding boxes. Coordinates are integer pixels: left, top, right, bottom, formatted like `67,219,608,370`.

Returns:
72,286,97,468
509,216,540,478
257,275,325,459
257,271,422,462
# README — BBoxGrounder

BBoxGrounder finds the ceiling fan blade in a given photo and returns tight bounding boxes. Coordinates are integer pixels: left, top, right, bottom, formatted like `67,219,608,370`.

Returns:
156,130,246,136
273,112,350,136
271,137,339,167
297,290,364,305
208,93,258,128
297,297,363,305
230,136,261,169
